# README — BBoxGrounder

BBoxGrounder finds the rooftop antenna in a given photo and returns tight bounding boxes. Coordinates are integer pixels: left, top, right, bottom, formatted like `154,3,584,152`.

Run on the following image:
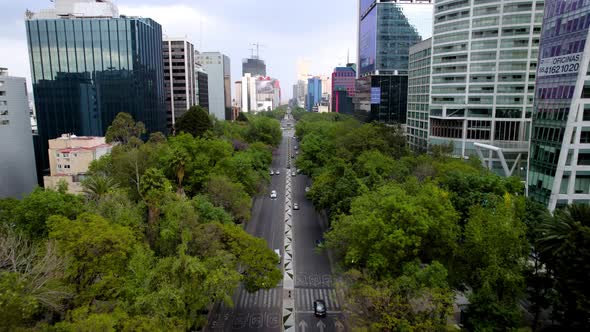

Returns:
251,42,265,59
249,47,255,58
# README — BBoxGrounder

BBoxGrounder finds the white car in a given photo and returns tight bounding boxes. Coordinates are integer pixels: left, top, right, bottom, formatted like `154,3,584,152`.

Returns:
270,190,277,199
274,249,281,264
270,169,274,176
291,171,296,177
305,186,310,193
275,169,280,175
293,203,299,210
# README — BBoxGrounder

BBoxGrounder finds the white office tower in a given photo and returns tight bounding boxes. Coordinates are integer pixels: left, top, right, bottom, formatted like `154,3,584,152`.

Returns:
428,0,544,177
0,68,37,198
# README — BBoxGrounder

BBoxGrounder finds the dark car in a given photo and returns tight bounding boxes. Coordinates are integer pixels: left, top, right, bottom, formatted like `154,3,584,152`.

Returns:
314,299,326,317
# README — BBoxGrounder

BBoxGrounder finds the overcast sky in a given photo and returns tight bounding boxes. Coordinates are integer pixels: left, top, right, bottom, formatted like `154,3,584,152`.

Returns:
0,0,432,101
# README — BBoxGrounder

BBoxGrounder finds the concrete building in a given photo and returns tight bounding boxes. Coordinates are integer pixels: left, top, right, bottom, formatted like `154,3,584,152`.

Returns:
355,0,422,124
234,81,242,111
241,73,257,113
307,77,322,112
25,0,166,181
242,57,266,76
428,0,542,178
195,52,231,120
528,0,590,210
294,80,306,108
163,38,196,129
332,65,356,113
195,62,209,110
44,134,112,194
0,68,37,198
406,38,432,153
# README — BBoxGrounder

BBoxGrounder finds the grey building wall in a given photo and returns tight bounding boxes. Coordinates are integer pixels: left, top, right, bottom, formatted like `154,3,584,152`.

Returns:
195,52,231,120
0,71,37,198
163,39,196,130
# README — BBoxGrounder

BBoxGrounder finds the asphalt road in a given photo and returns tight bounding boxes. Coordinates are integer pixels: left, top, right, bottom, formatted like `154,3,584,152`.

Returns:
207,112,346,332
206,122,289,332
291,143,348,332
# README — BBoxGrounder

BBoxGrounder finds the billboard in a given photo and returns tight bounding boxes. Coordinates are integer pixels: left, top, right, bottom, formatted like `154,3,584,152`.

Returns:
256,79,275,94
371,87,381,104
359,7,377,76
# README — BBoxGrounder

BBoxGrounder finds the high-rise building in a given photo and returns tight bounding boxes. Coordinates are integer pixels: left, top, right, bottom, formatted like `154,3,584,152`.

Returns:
332,65,356,113
428,0,542,178
241,74,281,113
406,38,431,153
294,80,306,108
0,68,37,198
234,81,242,110
195,52,231,120
307,77,322,112
163,38,196,129
242,57,266,76
356,0,422,124
528,0,590,210
195,62,209,110
25,0,166,178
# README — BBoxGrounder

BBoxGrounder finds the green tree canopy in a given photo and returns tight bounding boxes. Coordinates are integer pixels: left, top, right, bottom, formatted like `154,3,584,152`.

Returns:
105,112,146,145
175,106,212,137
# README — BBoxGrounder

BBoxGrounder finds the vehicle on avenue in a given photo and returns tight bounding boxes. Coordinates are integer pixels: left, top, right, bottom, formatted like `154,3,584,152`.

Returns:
275,169,280,175
293,202,299,210
274,249,281,264
294,146,298,150
305,186,310,192
291,171,296,177
270,190,277,199
314,299,327,317
270,169,274,176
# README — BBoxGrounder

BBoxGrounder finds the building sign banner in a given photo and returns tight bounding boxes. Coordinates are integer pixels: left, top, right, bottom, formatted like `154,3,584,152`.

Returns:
538,52,583,77
371,87,381,104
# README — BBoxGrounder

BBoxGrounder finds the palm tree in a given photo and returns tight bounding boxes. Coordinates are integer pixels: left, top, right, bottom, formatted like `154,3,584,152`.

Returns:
535,204,590,328
81,175,118,201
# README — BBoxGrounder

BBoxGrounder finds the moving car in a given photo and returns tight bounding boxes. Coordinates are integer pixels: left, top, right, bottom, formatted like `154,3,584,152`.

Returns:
293,203,299,210
305,186,310,192
270,190,277,199
314,299,327,317
291,171,296,177
275,169,280,175
274,249,281,264
270,169,274,176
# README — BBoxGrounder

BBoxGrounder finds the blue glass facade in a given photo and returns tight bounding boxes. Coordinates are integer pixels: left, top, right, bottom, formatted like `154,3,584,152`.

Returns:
306,78,322,112
26,17,166,172
359,2,422,76
529,0,590,209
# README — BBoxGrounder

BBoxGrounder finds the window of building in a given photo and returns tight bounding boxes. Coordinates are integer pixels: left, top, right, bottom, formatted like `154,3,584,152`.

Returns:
64,165,71,169
0,110,7,116
574,174,590,194
0,120,8,125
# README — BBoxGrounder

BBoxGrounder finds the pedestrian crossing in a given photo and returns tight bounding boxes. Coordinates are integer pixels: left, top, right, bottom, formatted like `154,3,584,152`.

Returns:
234,288,281,309
295,288,341,311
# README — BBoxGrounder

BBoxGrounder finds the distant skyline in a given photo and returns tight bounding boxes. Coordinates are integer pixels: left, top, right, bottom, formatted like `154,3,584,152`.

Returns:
0,0,432,102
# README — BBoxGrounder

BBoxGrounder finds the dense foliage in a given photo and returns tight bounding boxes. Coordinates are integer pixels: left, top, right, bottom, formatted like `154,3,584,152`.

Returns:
295,112,588,331
0,112,283,330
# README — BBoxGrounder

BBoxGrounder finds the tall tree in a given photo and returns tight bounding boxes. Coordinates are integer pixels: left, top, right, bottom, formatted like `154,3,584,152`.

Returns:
105,112,146,145
536,205,590,329
175,106,212,137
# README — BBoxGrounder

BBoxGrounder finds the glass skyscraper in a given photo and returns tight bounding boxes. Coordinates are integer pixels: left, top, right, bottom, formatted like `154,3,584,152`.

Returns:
26,2,166,174
356,0,422,124
529,0,590,210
